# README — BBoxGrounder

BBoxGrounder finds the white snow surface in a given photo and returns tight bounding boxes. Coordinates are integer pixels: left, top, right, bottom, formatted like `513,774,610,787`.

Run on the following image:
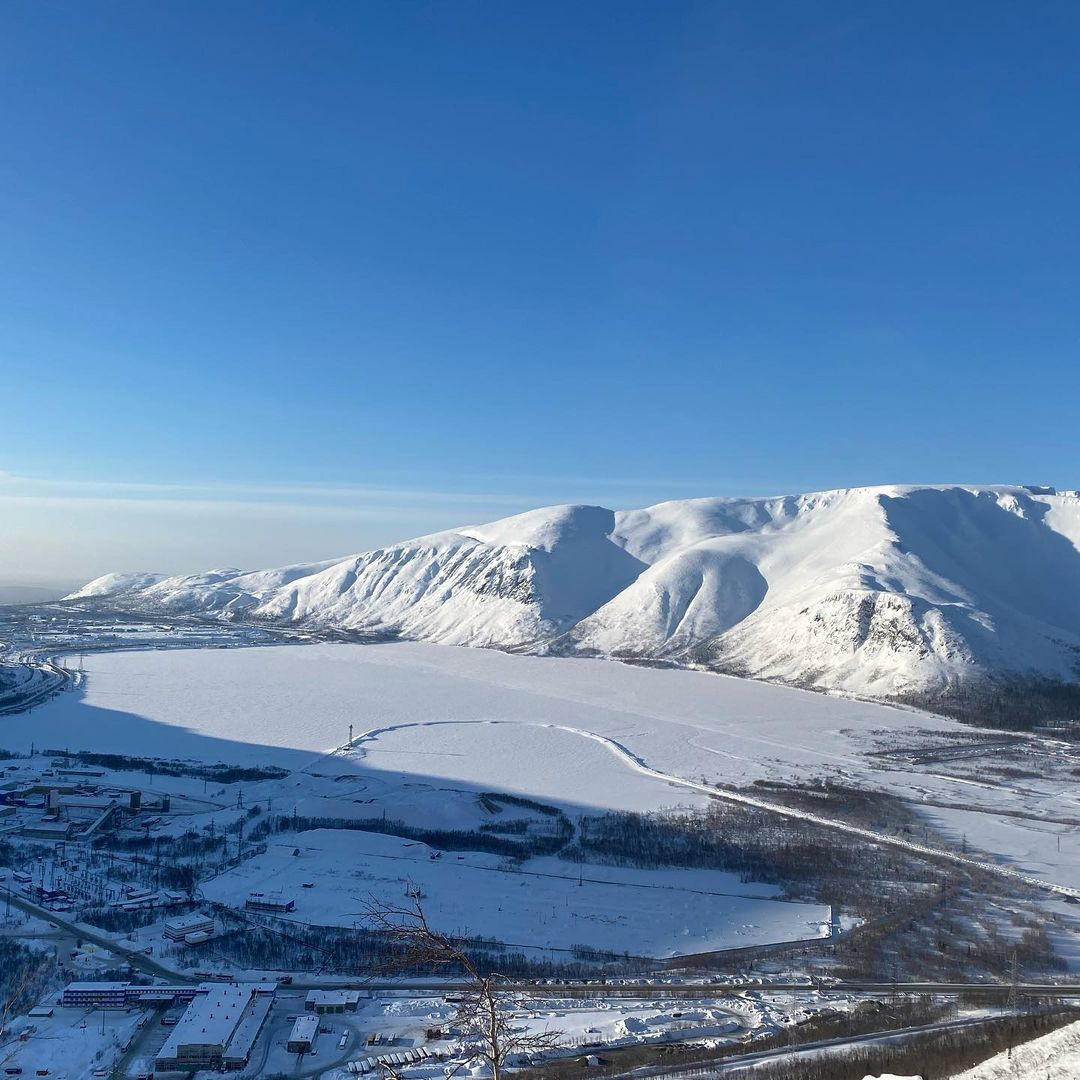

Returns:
28,641,933,793
200,829,829,956
68,485,1080,698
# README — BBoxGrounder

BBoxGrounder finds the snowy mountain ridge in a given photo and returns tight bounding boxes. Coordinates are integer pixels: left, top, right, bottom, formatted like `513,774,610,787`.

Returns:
69,484,1080,699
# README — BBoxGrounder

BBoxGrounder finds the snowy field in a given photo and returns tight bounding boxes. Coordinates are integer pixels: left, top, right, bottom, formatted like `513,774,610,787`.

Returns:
200,829,830,956
0,1005,141,1079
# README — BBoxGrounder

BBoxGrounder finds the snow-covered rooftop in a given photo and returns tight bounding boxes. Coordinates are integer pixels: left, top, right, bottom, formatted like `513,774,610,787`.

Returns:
158,983,264,1059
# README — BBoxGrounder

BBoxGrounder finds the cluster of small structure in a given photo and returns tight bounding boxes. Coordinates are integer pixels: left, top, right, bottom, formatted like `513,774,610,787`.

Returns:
0,759,170,845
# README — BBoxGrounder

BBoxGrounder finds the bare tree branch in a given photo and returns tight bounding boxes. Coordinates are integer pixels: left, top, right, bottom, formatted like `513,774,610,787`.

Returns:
360,896,562,1080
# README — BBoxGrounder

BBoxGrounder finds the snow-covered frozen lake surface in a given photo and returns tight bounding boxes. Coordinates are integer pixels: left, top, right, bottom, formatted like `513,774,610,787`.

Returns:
27,639,944,805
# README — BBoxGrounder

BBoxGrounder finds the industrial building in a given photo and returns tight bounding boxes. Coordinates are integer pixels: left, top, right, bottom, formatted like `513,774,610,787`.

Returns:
61,980,275,1011
287,1013,320,1054
61,981,131,1009
22,819,73,840
246,890,296,913
62,981,203,1009
155,983,275,1072
306,989,362,1013
164,912,215,941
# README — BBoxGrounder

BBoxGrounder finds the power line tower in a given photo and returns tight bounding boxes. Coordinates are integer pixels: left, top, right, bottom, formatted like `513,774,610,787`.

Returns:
1005,949,1020,1010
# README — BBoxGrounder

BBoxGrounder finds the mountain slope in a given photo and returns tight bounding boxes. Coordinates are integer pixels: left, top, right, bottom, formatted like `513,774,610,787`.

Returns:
68,485,1080,700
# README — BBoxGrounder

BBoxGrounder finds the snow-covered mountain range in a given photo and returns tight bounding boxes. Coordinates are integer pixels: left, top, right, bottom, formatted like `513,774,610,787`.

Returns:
69,485,1080,699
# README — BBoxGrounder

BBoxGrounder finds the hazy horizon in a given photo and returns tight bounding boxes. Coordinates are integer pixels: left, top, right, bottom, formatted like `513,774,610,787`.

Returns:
3,474,1072,588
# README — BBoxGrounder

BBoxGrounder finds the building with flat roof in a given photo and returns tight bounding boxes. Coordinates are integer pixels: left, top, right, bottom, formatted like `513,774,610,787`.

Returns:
61,980,270,1011
306,989,361,1013
23,819,72,840
155,983,275,1072
246,891,296,913
287,1013,320,1054
222,992,274,1069
164,912,215,941
62,982,130,1008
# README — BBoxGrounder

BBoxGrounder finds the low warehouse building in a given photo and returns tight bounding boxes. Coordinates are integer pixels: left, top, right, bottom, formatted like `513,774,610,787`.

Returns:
246,891,296,913
155,983,275,1072
287,1013,320,1054
164,912,215,941
23,819,72,840
306,989,361,1013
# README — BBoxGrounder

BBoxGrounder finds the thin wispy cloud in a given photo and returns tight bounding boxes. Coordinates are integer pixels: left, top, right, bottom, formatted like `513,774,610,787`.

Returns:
0,471,773,510
0,473,543,511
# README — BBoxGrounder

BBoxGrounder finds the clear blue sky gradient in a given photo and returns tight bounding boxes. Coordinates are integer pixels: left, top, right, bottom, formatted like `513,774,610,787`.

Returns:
1,2,1078,581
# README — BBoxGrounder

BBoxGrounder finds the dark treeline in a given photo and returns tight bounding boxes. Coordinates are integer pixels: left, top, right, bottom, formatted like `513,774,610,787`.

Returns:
93,828,224,857
480,792,566,817
248,811,573,859
901,675,1080,736
81,905,165,933
746,779,918,834
207,909,649,979
44,748,289,783
716,1008,1079,1080
564,802,923,912
0,939,55,1034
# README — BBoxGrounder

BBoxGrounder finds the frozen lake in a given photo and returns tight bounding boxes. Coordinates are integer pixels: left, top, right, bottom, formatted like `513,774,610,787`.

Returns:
19,640,933,813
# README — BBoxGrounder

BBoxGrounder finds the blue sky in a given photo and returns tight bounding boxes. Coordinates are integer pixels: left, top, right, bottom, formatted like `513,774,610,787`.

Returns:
2,2,1079,583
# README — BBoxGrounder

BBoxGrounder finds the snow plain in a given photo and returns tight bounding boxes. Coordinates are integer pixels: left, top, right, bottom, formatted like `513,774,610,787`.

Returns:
200,829,829,957
19,641,859,954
